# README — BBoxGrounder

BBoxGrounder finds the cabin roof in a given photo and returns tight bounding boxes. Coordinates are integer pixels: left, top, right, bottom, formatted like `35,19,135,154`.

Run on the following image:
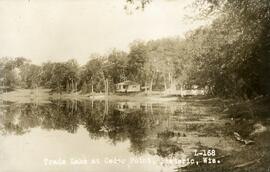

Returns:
116,80,139,86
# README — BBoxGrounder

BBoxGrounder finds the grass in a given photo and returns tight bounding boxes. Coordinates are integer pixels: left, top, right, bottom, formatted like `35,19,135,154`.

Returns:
0,88,51,104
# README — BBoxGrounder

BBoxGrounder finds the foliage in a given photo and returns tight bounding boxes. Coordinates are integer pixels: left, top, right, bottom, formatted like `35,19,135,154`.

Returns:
40,59,79,93
1,0,269,98
19,63,41,88
0,57,28,88
185,0,270,98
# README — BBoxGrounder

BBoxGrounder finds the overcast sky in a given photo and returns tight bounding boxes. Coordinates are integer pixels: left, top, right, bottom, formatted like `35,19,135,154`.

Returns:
0,0,205,65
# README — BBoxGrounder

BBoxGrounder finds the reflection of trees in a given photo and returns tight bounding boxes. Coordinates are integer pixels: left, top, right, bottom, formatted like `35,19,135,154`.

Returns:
1,99,252,172
0,102,40,135
23,102,76,133
104,109,151,154
41,100,80,133
0,100,186,156
0,101,82,135
0,101,154,151
83,101,107,138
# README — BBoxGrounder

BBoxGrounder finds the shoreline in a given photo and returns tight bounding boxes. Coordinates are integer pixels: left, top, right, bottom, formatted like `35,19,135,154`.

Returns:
0,88,182,104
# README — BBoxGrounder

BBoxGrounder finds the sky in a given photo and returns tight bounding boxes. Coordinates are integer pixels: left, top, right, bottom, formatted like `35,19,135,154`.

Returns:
0,0,206,65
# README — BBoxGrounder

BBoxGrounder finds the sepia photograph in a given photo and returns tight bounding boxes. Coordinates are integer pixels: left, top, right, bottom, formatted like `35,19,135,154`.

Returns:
0,0,270,172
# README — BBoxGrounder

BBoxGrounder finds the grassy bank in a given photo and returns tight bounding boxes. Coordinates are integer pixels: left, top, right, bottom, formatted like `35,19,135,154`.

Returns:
0,88,52,104
221,97,270,171
183,96,270,172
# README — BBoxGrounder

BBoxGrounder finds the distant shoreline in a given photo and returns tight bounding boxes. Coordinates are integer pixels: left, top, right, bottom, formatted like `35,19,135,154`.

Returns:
0,88,183,104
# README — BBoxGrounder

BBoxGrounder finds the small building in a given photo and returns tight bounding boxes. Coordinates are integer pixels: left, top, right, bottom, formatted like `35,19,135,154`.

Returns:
115,80,140,93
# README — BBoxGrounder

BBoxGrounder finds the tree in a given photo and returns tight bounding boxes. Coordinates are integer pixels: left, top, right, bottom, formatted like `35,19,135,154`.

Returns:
40,60,79,93
126,41,147,85
65,59,79,92
107,50,128,84
79,55,105,93
19,63,42,88
0,57,28,89
188,0,270,98
126,0,270,98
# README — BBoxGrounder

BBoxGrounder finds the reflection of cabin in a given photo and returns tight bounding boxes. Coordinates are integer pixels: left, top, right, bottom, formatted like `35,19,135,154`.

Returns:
116,102,141,112
115,81,140,93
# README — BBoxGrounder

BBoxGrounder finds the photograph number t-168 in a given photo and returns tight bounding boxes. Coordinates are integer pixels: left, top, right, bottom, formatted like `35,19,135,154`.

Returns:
0,0,270,172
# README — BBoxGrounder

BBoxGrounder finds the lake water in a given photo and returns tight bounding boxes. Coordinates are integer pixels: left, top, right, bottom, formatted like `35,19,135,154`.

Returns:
0,98,269,172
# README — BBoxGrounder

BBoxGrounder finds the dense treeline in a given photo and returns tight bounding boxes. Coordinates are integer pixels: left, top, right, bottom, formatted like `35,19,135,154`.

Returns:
188,0,270,98
0,38,189,94
127,0,270,98
1,0,269,99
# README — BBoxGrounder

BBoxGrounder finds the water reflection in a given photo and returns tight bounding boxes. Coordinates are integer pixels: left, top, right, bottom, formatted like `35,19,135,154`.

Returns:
0,99,234,172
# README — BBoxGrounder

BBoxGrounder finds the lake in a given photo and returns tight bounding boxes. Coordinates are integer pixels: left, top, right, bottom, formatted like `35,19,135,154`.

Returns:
0,98,269,172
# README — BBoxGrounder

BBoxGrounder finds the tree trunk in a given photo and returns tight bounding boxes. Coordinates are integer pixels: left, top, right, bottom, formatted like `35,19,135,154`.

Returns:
71,79,74,92
164,75,167,91
66,82,68,92
168,72,176,93
150,78,153,94
180,85,183,97
75,81,77,94
144,81,147,94
103,79,109,96
106,79,109,96
104,79,106,95
169,72,172,88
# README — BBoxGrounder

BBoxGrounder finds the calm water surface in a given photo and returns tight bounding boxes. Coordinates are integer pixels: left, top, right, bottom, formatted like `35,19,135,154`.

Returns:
1,98,268,172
